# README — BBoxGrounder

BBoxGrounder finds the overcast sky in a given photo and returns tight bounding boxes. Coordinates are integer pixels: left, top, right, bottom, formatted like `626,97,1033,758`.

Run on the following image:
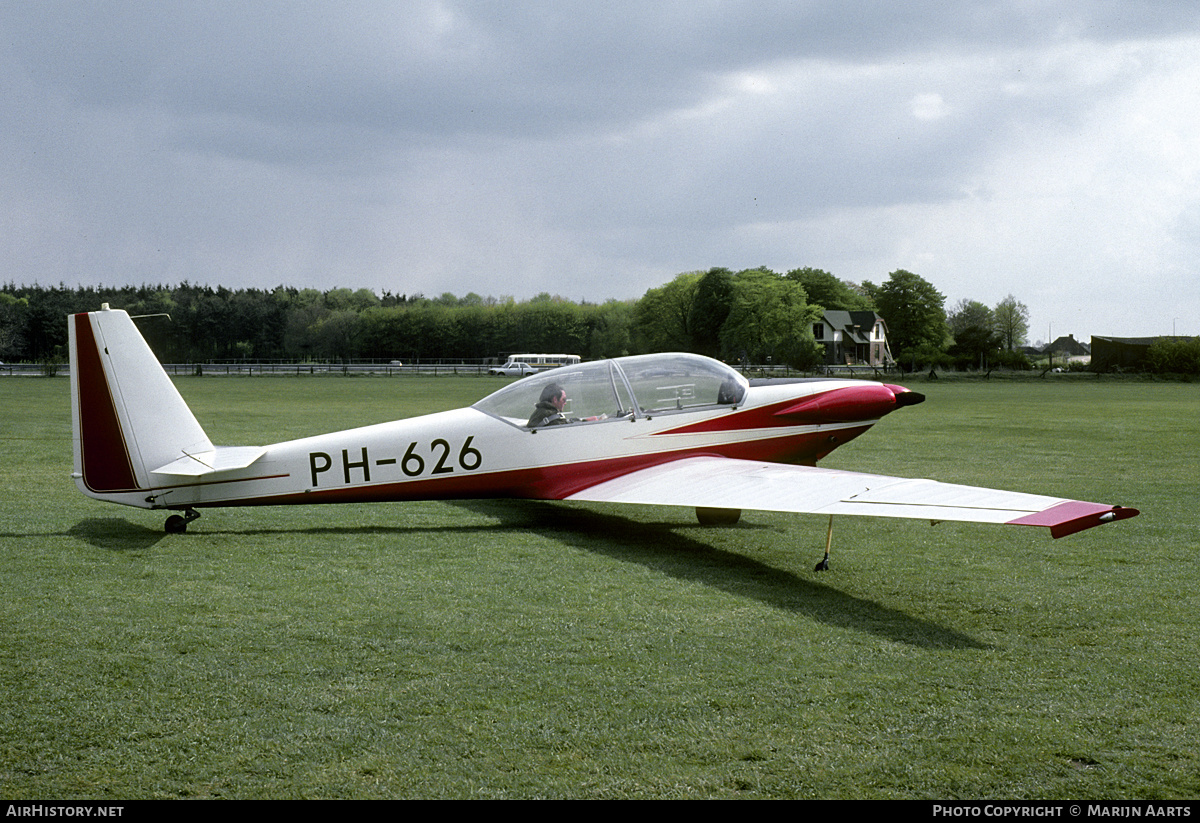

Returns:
4,2,1198,341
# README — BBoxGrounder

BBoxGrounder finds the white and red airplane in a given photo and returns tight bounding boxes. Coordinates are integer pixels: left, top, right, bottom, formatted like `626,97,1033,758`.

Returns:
69,306,1138,569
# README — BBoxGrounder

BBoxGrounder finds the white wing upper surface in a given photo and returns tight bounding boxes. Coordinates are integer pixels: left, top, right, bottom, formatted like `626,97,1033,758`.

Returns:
564,456,1136,538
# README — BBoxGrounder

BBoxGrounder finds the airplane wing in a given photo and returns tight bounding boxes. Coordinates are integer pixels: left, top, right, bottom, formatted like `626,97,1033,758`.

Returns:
564,456,1137,538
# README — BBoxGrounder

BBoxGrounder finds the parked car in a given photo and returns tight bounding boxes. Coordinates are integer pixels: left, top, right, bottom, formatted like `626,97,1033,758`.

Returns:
488,362,538,377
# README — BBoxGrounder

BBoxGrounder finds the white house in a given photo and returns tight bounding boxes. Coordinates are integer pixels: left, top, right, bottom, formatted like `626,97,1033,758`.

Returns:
813,311,892,367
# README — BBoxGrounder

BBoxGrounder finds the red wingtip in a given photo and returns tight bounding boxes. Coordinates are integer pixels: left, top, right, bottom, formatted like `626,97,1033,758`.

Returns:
1008,501,1140,539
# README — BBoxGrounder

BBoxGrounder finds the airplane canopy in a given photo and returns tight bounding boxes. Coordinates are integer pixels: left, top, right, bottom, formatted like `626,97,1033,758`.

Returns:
473,352,749,427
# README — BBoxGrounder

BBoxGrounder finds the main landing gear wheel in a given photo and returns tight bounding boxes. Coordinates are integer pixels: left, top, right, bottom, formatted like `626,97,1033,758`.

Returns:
695,507,742,526
164,508,201,534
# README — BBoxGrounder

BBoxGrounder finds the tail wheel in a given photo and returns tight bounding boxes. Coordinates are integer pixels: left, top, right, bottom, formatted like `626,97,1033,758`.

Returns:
164,508,200,534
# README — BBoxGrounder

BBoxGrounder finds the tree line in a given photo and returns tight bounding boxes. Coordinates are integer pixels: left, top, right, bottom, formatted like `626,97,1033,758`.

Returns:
0,268,1048,372
0,284,635,365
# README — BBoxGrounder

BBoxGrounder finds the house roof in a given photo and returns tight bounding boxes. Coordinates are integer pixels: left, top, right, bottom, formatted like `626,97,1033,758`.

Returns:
822,310,883,344
1046,335,1090,355
1092,335,1186,346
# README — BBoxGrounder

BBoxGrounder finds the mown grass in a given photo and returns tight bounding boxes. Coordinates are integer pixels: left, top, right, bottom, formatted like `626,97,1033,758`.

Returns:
1,374,1196,799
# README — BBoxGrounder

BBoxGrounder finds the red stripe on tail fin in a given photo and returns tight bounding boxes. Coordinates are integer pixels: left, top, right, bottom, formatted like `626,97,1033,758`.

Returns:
73,313,139,492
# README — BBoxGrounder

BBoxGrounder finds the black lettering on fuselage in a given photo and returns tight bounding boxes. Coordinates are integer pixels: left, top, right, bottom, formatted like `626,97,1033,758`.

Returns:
309,451,332,487
309,437,481,488
342,447,370,484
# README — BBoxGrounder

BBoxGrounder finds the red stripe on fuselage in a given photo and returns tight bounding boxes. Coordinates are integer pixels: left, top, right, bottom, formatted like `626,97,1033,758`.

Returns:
74,313,140,492
178,424,872,509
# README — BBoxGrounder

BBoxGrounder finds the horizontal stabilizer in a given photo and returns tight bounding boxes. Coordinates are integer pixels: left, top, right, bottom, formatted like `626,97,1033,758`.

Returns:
151,446,267,477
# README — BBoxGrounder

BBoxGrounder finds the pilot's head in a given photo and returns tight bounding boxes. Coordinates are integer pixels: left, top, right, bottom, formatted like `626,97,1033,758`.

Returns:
540,383,567,410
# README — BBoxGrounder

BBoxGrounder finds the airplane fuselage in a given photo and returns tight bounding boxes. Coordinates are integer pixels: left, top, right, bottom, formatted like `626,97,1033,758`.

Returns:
81,381,890,512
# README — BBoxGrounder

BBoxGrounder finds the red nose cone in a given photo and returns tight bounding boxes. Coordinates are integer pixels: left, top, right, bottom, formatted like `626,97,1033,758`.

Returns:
773,383,919,424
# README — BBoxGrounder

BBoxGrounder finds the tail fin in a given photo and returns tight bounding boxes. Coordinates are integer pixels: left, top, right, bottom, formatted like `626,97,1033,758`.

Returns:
70,306,213,504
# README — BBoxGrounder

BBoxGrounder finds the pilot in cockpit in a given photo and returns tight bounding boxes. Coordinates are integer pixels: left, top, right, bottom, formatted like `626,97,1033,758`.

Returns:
526,381,620,427
526,383,578,428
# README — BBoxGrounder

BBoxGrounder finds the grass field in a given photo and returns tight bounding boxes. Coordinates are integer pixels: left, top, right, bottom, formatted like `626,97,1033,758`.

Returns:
2,374,1197,799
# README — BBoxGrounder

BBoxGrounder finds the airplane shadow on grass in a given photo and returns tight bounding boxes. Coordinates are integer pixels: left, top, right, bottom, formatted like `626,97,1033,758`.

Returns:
449,499,989,651
68,518,168,552
66,503,986,650
0,519,165,553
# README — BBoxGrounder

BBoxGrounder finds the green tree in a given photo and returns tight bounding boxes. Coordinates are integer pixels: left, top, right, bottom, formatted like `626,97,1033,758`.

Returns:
947,299,1000,369
1146,336,1200,375
631,271,702,353
326,287,381,312
282,289,330,360
0,293,30,361
872,270,947,368
718,270,822,368
312,310,363,361
785,267,873,311
20,286,77,361
587,300,634,359
687,268,735,357
993,294,1030,352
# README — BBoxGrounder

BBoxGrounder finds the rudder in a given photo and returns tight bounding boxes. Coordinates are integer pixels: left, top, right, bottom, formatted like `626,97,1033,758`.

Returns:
70,306,213,503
